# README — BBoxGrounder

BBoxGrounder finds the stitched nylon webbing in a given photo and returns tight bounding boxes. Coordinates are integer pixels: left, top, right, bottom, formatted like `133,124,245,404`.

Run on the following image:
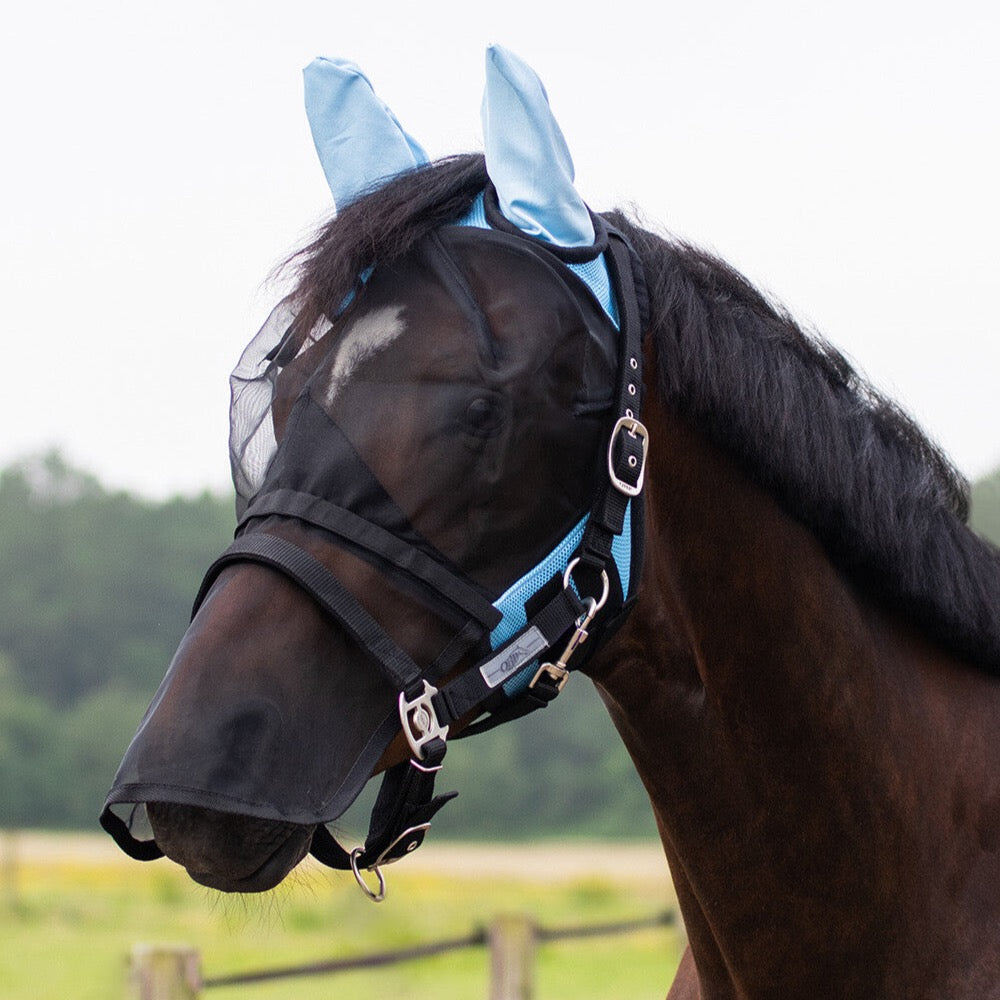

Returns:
242,489,501,630
193,533,424,695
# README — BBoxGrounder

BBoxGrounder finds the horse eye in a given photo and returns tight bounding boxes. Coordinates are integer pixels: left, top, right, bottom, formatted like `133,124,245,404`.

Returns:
464,396,504,437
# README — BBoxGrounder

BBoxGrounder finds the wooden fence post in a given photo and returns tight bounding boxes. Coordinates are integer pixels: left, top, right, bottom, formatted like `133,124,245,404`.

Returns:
488,914,536,1000
127,945,201,1000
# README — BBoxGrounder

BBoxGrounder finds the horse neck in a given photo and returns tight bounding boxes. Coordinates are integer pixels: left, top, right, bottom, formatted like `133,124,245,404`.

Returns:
589,394,1000,998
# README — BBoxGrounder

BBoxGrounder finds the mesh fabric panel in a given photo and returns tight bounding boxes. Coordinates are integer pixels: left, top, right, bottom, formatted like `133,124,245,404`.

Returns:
457,192,618,325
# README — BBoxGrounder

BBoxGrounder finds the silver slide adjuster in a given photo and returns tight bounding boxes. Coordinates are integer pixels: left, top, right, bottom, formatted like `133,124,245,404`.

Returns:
398,680,449,760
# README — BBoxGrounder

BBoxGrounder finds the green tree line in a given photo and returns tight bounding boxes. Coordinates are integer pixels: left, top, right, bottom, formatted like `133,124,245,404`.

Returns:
2,452,1000,839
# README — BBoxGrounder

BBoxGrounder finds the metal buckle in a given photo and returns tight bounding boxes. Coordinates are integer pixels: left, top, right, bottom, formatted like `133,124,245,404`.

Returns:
350,822,432,903
607,416,649,497
373,823,432,868
398,680,449,761
409,757,443,774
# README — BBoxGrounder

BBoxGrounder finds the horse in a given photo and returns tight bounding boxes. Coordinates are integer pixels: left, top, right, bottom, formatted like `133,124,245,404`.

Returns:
101,47,1000,998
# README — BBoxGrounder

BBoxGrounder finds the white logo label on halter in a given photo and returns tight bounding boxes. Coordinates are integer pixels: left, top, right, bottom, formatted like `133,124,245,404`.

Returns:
479,627,549,688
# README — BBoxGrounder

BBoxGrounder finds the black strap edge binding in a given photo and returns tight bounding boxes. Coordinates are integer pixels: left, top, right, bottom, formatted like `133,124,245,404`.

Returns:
193,533,426,696
240,489,501,631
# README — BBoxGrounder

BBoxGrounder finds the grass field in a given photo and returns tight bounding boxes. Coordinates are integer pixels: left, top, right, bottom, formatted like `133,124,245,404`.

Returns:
0,832,682,999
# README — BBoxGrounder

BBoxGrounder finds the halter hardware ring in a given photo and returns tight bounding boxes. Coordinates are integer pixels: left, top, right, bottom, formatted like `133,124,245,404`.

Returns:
563,557,610,613
350,848,387,902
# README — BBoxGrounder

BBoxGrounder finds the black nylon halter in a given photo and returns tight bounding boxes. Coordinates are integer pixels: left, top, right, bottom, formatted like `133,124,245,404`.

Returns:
187,225,650,891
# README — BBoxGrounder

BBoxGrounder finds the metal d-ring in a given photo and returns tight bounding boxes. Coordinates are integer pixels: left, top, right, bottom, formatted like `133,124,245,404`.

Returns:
563,557,610,614
350,847,387,903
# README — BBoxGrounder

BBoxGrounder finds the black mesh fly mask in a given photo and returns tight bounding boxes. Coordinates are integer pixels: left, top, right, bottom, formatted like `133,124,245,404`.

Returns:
101,211,649,896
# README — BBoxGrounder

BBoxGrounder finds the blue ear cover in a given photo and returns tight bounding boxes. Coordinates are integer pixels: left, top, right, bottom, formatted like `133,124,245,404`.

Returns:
304,57,429,210
481,44,595,248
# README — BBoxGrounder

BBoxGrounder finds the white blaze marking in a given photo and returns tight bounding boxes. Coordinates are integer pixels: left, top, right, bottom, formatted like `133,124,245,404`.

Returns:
324,305,407,404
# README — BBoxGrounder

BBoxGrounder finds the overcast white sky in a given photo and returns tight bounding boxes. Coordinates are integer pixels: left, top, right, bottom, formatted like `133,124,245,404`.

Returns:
2,0,997,497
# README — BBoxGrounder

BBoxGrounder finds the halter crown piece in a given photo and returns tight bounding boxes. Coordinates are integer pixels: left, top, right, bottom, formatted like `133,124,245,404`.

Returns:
99,47,650,901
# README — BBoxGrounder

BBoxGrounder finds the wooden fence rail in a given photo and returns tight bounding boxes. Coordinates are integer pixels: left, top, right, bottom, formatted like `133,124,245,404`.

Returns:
128,909,676,1000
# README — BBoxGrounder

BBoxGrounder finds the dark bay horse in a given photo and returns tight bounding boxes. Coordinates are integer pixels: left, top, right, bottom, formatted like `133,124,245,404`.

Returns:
102,52,1000,999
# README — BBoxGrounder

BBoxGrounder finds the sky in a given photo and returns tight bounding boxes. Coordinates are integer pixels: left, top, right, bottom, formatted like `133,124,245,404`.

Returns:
2,0,997,497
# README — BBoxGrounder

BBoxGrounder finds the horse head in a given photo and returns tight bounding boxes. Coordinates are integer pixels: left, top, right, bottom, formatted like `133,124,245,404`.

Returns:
101,47,644,894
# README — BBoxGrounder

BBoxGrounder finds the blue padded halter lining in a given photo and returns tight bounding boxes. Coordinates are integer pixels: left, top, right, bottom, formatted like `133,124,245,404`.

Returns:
491,503,632,698
344,192,619,326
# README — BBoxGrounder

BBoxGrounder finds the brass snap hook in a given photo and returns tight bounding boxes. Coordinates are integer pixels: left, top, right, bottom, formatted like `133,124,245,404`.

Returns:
530,559,611,692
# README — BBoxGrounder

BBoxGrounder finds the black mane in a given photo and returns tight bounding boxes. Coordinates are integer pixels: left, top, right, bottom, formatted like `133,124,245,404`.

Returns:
286,154,1000,672
282,154,488,337
608,212,1000,672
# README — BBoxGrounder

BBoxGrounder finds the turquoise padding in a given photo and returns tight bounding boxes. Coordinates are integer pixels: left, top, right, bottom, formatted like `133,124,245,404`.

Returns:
491,516,587,650
456,193,490,230
491,502,632,698
492,516,585,697
570,256,618,327
611,502,632,596
455,193,618,326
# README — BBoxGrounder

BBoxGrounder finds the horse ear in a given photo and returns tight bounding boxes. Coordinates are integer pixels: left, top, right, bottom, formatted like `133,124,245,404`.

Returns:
303,57,429,210
481,45,595,248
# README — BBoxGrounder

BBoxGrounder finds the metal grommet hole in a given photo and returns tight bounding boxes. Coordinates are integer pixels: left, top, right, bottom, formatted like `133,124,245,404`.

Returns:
629,357,638,369
628,456,638,468
627,384,636,396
